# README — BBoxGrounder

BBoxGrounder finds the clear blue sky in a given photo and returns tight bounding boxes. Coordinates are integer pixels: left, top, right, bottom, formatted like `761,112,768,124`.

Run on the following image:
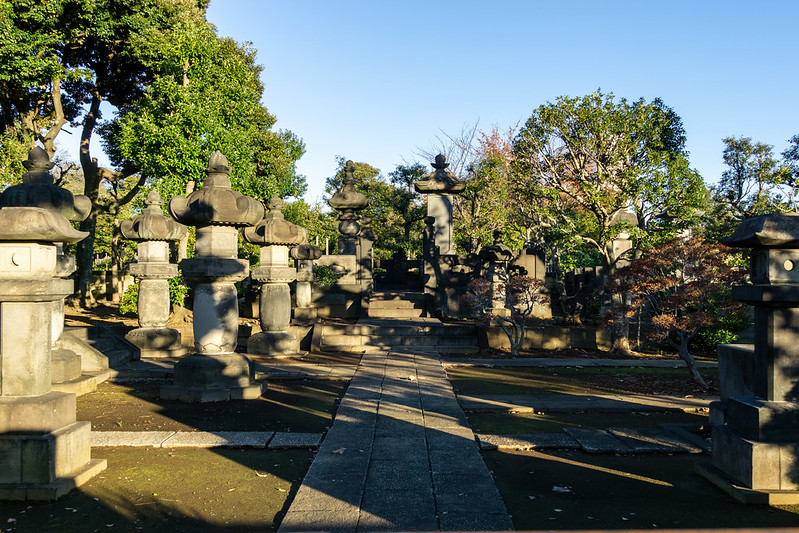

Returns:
205,0,799,204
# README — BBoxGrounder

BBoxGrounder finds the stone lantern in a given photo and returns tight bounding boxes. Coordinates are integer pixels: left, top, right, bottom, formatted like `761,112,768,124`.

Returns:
698,213,799,502
290,243,324,325
120,189,187,358
328,160,367,255
0,147,91,387
415,154,465,256
160,151,264,402
479,229,514,318
0,200,106,497
244,196,307,356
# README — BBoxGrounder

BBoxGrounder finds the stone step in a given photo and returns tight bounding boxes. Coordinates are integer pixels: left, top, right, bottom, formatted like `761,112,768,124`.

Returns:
369,291,425,302
367,298,425,310
318,323,477,337
366,308,425,318
52,349,83,383
320,334,478,347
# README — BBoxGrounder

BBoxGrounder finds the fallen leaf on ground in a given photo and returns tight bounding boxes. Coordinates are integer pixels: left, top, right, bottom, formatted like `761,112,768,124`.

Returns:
332,447,346,454
552,486,572,493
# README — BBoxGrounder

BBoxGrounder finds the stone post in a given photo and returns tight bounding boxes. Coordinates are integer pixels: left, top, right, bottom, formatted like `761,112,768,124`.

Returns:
358,216,375,292
0,150,105,500
291,243,323,325
416,155,465,316
415,155,465,256
244,196,307,356
160,152,264,402
479,229,514,318
328,160,368,255
120,190,188,358
698,213,799,502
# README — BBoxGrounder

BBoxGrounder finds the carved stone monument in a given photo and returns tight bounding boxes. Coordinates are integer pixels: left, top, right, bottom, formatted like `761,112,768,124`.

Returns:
417,155,466,316
698,213,799,503
0,148,105,500
161,152,264,402
244,196,306,356
415,154,465,256
0,147,92,386
290,243,323,325
479,229,514,318
328,160,368,255
121,190,187,358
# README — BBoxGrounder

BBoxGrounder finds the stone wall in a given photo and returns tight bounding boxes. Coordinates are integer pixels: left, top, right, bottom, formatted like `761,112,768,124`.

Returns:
481,324,612,352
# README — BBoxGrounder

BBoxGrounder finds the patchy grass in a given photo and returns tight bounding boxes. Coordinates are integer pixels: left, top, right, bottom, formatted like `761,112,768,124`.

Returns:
447,366,718,397
468,410,708,435
0,448,312,532
78,380,346,432
484,449,799,530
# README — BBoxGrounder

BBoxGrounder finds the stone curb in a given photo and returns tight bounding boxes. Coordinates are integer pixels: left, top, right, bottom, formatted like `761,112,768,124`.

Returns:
442,357,718,368
477,426,705,454
91,431,322,449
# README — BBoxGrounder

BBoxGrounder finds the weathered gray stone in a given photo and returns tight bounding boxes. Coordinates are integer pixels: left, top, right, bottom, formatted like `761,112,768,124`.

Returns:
268,432,322,449
476,433,581,450
161,431,273,448
91,431,176,447
0,150,104,501
564,428,632,453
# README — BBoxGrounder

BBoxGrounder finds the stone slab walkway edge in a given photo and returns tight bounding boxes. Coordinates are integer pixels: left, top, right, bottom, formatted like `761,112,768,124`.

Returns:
91,431,322,449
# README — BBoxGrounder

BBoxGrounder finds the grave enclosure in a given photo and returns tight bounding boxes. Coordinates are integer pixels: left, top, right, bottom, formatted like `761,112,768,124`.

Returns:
2,146,799,510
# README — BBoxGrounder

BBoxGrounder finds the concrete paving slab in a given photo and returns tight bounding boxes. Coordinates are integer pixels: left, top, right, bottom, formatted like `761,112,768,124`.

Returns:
442,357,718,369
458,393,715,413
161,431,273,448
476,432,581,451
608,427,705,454
564,427,632,453
279,345,512,531
268,432,322,449
91,431,175,447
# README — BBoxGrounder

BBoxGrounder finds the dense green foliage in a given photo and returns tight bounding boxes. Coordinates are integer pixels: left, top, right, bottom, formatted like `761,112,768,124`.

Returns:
0,0,304,305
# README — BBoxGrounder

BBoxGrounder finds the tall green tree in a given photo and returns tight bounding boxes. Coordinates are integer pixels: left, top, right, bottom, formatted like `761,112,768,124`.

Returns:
511,91,706,273
705,136,788,241
326,157,427,259
0,0,304,305
511,91,706,353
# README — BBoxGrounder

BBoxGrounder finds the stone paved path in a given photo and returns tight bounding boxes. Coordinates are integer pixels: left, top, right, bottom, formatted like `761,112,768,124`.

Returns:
278,348,513,532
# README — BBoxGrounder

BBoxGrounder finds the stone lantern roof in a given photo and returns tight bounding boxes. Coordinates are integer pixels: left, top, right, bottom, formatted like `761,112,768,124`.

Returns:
121,190,186,242
327,160,367,212
415,154,466,194
290,243,324,261
244,196,307,246
0,146,91,222
720,213,799,248
0,206,87,242
479,229,513,262
169,151,264,227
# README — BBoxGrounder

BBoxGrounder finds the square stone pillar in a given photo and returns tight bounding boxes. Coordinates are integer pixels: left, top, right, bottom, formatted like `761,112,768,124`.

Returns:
0,234,105,500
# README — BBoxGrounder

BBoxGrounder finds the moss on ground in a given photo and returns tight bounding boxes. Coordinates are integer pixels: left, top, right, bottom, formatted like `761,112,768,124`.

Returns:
0,448,313,532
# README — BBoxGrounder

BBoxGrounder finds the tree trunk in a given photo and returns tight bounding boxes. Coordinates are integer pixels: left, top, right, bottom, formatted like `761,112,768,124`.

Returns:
76,93,102,307
76,213,98,307
676,334,707,387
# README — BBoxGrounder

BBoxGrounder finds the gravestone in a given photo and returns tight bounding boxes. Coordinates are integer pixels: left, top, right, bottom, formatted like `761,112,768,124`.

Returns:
121,190,187,358
161,152,264,402
244,196,306,356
